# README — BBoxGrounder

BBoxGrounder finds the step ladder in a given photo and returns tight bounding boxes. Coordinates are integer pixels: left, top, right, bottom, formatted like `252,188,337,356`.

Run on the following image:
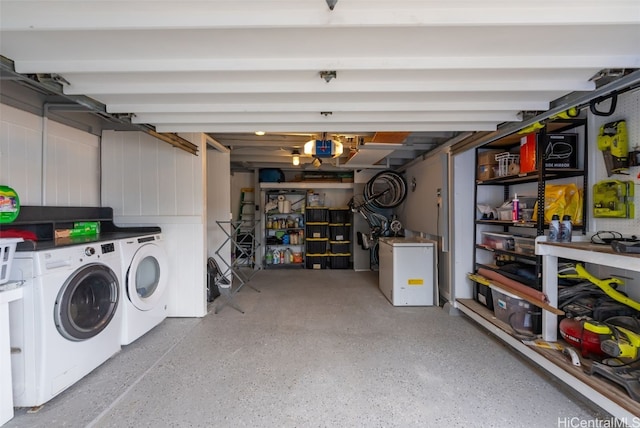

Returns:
237,188,255,225
236,188,256,266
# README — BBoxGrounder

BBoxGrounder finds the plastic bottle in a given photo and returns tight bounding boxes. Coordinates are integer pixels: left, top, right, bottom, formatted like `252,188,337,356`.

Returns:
284,248,292,264
512,193,520,221
265,249,273,265
272,249,280,265
548,214,560,242
560,215,572,242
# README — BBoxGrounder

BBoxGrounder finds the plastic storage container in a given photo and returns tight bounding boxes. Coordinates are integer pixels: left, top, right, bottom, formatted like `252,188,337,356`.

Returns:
0,238,22,284
513,236,535,255
329,208,350,224
306,223,328,239
329,241,350,253
329,253,351,269
305,253,328,270
306,238,328,254
491,287,538,333
305,207,329,223
474,282,494,311
481,232,514,251
329,224,351,241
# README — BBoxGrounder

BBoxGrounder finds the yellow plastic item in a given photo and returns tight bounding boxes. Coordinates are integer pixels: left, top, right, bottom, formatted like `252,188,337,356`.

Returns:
583,321,612,335
558,264,640,312
532,183,583,225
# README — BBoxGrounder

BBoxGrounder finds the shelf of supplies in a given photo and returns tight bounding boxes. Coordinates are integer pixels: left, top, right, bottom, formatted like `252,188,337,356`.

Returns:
456,298,640,420
261,182,354,190
475,244,536,260
475,219,584,230
477,169,585,185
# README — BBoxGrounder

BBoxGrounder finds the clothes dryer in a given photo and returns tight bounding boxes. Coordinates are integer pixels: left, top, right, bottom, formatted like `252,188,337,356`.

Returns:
8,241,122,407
118,234,169,345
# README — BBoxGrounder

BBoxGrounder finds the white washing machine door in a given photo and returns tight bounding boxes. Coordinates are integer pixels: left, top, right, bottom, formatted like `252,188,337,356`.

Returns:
54,263,120,341
126,243,168,311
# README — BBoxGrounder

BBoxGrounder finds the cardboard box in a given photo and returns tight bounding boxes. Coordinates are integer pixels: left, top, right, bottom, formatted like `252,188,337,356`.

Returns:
520,133,578,173
477,164,496,181
477,149,502,166
545,133,578,169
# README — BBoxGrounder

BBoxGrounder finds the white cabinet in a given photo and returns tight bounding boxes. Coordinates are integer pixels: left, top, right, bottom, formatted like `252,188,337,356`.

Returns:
378,237,436,306
1,284,23,426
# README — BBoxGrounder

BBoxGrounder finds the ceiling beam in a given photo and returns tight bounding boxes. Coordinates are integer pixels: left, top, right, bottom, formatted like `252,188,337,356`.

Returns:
156,122,500,133
65,79,595,95
13,56,638,74
107,101,552,114
2,1,637,31
132,111,521,124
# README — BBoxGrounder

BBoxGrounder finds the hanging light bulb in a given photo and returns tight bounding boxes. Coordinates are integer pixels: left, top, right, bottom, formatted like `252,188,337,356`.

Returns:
292,149,300,166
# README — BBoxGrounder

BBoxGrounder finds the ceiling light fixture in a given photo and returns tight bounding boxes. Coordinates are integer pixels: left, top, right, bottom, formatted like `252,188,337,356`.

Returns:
326,0,338,10
292,149,300,166
304,137,343,158
254,131,265,136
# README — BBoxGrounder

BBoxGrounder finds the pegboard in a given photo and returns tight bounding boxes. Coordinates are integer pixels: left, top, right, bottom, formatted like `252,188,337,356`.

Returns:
588,88,640,237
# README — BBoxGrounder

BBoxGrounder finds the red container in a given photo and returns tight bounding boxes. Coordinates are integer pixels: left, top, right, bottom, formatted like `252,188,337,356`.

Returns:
520,134,537,173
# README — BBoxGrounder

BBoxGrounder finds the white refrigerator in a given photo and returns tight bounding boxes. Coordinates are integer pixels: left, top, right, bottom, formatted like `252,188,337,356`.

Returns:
378,237,436,306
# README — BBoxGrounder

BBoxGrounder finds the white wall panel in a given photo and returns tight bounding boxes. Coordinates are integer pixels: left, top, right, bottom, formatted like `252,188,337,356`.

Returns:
157,140,177,216
44,120,100,206
0,108,42,205
122,132,143,215
451,149,476,302
102,130,208,317
207,143,231,281
139,133,160,214
1,104,43,204
397,153,446,235
1,103,99,207
100,130,124,210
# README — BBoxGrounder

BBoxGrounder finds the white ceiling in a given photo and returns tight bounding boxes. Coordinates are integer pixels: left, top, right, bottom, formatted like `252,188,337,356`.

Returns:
1,0,639,170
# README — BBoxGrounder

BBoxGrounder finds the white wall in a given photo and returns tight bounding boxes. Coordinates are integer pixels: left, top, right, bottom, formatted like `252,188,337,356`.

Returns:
101,130,209,317
0,104,99,206
206,141,232,281
587,89,640,299
451,149,476,302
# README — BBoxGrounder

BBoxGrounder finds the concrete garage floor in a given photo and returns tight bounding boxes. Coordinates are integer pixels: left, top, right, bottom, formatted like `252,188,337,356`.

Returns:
7,270,604,427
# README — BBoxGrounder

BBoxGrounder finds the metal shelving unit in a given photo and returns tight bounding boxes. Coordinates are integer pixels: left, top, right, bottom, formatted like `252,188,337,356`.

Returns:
472,118,588,294
264,190,306,269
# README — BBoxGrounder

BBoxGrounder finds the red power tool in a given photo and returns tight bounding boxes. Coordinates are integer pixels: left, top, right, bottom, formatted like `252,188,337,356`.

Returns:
559,317,610,358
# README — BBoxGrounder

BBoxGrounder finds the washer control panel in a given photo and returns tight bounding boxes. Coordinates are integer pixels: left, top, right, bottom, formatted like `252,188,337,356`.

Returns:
101,242,115,254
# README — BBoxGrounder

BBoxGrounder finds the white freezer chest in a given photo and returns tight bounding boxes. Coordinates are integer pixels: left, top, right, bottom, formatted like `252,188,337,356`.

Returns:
378,237,436,306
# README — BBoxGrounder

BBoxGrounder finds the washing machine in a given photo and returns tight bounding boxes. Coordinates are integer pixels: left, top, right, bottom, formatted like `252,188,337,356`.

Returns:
8,241,122,407
118,234,169,345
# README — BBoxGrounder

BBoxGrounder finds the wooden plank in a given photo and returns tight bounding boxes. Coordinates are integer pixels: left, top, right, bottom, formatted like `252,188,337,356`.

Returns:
371,132,410,144
468,273,564,316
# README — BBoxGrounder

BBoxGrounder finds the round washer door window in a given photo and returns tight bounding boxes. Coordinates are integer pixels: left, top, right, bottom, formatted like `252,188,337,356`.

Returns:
55,263,120,341
126,243,168,311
